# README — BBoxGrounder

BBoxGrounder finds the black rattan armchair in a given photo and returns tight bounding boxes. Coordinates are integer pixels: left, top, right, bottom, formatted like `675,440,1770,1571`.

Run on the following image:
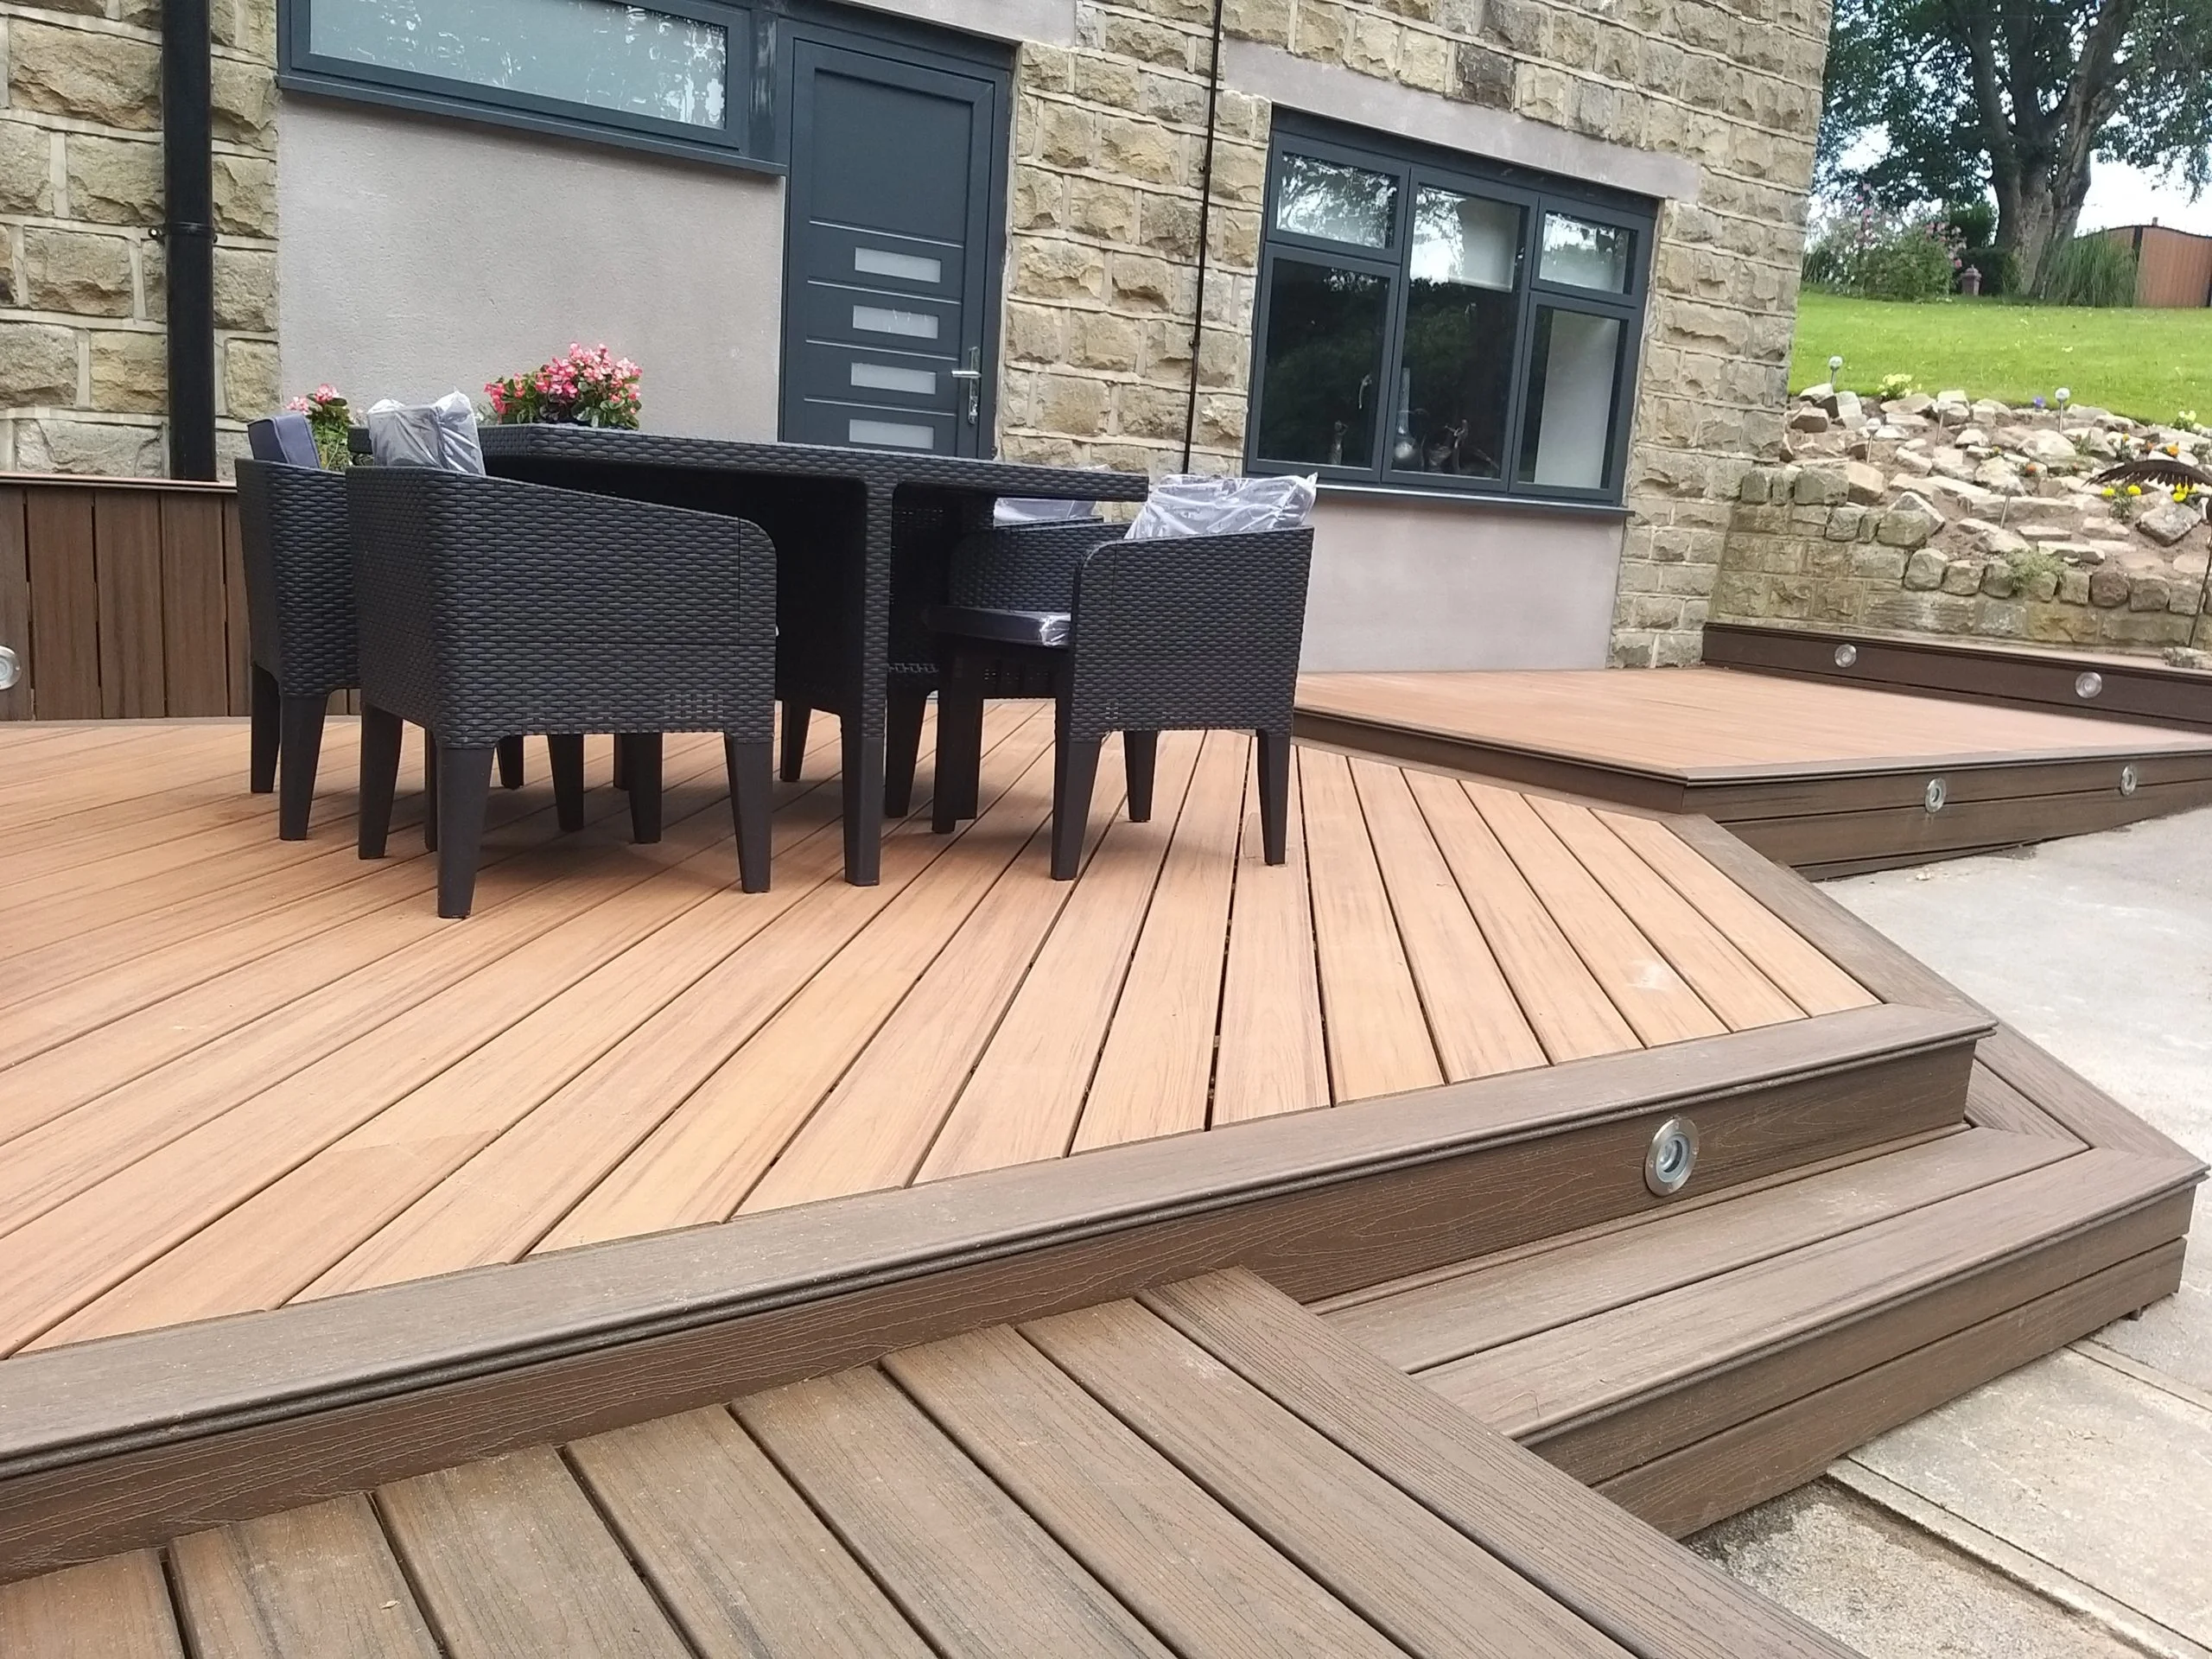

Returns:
346,467,778,918
925,522,1314,879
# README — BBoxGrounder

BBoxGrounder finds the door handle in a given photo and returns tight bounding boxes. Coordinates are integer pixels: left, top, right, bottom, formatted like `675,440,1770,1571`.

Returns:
950,346,982,425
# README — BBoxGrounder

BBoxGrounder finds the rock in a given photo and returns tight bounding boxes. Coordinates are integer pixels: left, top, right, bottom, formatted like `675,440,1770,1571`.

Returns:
1930,448,1976,481
2164,645,2212,669
1940,559,1986,595
1955,426,1988,448
1980,562,2020,599
1788,406,1831,433
6,21,162,130
2061,570,2093,603
1902,548,1948,589
1794,467,1851,505
1927,478,2002,518
2024,569,2061,601
62,134,163,226
1878,492,1946,548
0,321,80,405
20,228,134,316
1824,506,1866,540
1870,423,1910,441
1936,389,1968,405
1935,402,1970,428
2088,567,2132,607
1893,448,1935,478
1,121,57,216
1842,460,1886,504
1834,390,1865,427
1800,382,1834,404
89,329,166,412
14,416,163,475
2042,542,2103,565
2130,577,2174,611
1738,469,1774,504
1889,393,1935,416
1973,456,2024,493
2017,428,2080,466
2136,501,2201,546
1957,518,2028,557
1969,397,2009,424
2016,522,2079,543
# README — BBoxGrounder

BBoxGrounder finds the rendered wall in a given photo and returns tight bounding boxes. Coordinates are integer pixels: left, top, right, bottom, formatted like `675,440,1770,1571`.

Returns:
276,99,785,442
1300,493,1623,670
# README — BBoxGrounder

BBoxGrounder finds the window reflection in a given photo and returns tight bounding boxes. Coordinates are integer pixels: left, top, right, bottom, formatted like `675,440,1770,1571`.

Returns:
1539,213,1633,292
1274,156,1396,250
1519,307,1624,490
312,0,728,129
1393,188,1522,479
1256,261,1389,468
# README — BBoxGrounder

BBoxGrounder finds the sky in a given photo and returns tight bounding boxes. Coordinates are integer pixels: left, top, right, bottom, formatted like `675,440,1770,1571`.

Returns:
2078,161,2212,237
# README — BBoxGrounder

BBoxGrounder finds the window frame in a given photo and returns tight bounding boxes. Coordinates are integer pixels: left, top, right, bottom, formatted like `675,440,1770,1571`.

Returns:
1247,116,1655,506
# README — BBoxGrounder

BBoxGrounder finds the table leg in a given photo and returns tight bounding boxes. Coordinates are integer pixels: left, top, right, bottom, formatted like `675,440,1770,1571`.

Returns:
842,728,884,885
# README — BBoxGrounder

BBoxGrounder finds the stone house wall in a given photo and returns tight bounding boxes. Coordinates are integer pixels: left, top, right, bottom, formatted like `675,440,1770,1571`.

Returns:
0,0,277,474
997,0,1830,663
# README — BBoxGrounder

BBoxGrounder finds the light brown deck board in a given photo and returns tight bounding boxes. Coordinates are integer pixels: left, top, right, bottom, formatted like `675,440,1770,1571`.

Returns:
168,1497,441,1659
0,714,1878,1358
0,1549,183,1657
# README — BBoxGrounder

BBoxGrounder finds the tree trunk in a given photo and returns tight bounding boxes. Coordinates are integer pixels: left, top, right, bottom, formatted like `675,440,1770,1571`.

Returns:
1994,150,2096,294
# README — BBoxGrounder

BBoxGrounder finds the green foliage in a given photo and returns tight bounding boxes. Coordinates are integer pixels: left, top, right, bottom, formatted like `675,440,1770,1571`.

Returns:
2037,234,2139,307
2005,546,2066,588
1878,372,1916,398
1857,226,1961,299
1791,292,2212,421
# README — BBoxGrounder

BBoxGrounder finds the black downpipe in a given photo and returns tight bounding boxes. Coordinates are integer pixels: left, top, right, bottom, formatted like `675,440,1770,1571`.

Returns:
161,0,218,479
1179,0,1227,473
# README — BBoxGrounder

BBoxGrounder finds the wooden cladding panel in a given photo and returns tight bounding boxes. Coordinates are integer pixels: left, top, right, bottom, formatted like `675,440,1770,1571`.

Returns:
3,481,246,721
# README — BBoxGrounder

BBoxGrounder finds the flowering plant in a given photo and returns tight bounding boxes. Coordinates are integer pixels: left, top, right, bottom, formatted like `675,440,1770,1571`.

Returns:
283,385,353,469
485,343,642,429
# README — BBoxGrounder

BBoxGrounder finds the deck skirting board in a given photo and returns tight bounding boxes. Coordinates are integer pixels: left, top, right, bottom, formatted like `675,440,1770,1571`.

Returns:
0,1004,1980,1581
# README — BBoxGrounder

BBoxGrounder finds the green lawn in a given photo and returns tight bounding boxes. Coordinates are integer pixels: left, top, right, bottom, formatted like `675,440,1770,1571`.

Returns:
1789,291,2212,423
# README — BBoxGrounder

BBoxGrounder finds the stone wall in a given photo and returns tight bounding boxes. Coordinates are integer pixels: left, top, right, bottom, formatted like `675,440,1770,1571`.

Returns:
997,0,1831,662
0,0,277,474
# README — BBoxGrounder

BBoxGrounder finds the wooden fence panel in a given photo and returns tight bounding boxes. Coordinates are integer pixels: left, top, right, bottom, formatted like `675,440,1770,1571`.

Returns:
0,489,30,722
3,478,247,721
23,488,102,720
162,493,236,715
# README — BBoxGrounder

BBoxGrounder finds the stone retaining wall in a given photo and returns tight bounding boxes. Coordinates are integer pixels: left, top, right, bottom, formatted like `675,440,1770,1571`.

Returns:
0,0,277,474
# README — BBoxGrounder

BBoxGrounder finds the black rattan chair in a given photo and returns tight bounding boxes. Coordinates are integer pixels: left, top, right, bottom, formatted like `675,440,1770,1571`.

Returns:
346,467,778,918
237,429,357,841
925,521,1314,879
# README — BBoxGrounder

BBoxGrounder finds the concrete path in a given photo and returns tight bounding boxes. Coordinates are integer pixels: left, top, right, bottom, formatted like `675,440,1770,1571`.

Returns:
1694,803,2212,1659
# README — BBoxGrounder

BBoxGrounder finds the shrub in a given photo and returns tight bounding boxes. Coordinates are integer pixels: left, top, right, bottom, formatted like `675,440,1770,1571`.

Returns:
1878,372,1916,399
1856,226,1959,301
485,343,643,428
2037,235,2137,308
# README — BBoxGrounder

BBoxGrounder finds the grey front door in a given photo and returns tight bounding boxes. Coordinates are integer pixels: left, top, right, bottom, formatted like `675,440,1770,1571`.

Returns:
780,36,1004,457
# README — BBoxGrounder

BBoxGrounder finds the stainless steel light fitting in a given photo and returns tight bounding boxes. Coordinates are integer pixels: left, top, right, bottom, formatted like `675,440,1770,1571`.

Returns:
1644,1116,1699,1196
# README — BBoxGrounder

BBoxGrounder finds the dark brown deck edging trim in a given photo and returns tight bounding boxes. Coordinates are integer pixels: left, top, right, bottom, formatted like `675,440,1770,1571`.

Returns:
0,1003,1982,1580
1702,621,2212,735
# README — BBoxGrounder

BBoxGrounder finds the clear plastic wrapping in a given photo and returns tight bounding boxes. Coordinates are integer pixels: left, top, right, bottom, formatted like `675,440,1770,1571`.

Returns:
1124,472,1317,540
365,391,486,474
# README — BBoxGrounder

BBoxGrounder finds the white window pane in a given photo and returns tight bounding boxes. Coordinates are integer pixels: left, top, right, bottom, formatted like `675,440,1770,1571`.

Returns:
1522,308,1622,490
1274,154,1396,250
1539,213,1633,291
849,417,935,449
312,0,727,128
852,305,939,340
854,246,943,283
1410,189,1520,289
850,361,938,395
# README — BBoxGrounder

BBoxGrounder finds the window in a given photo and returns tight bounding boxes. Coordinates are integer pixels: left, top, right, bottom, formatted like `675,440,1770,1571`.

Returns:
1249,120,1652,504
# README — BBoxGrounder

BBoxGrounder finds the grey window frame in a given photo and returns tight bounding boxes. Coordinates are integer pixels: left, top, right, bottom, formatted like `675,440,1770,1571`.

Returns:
1247,115,1654,506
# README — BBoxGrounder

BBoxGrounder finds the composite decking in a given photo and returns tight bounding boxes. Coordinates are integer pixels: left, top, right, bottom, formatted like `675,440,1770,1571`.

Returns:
1295,666,2212,874
0,708,1872,1357
0,1271,1860,1659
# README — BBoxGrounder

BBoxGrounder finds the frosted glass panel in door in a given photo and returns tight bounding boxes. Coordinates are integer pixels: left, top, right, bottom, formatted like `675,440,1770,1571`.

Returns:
1520,308,1622,490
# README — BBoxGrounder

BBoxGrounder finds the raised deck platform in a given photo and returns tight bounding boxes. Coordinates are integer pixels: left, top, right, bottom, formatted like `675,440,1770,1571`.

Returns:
0,709,2196,1636
1296,666,2212,874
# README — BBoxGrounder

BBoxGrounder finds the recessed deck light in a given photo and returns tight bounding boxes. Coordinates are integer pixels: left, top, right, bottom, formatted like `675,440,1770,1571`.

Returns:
1645,1116,1699,1196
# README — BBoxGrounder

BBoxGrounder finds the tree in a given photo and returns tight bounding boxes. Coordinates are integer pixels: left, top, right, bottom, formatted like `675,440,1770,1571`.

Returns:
1818,0,2212,290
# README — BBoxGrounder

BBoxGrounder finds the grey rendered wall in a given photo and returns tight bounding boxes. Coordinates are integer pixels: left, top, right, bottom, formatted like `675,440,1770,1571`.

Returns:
277,99,784,440
1300,494,1624,671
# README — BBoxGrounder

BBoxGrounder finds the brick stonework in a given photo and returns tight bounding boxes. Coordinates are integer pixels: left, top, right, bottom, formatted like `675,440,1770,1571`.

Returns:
0,0,278,474
1000,0,1829,660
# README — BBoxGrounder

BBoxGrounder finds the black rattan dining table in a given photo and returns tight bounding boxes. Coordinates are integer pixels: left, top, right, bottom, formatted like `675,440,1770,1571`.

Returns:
477,426,1147,884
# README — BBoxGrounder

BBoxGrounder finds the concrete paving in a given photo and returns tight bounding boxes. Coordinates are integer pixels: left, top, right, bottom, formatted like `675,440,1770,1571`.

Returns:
1694,803,2212,1659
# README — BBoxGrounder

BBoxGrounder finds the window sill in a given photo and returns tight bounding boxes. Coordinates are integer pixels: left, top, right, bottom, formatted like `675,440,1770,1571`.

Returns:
1314,480,1631,518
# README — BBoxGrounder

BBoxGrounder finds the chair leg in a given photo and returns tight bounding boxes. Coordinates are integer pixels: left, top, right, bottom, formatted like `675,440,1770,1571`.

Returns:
883,685,930,819
249,664,280,794
1257,729,1291,866
624,734,664,843
276,694,327,841
496,734,525,790
932,677,986,834
435,745,495,918
422,729,438,852
547,734,586,832
779,702,811,781
1124,731,1159,823
727,737,772,893
612,734,630,792
1052,708,1102,881
358,703,404,859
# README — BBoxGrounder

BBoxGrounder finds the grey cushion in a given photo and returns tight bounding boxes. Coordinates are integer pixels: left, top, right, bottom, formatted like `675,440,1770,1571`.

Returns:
248,412,321,468
925,604,1071,649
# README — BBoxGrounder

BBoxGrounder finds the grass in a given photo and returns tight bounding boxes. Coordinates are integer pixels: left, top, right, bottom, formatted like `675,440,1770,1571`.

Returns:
1790,291,2212,423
